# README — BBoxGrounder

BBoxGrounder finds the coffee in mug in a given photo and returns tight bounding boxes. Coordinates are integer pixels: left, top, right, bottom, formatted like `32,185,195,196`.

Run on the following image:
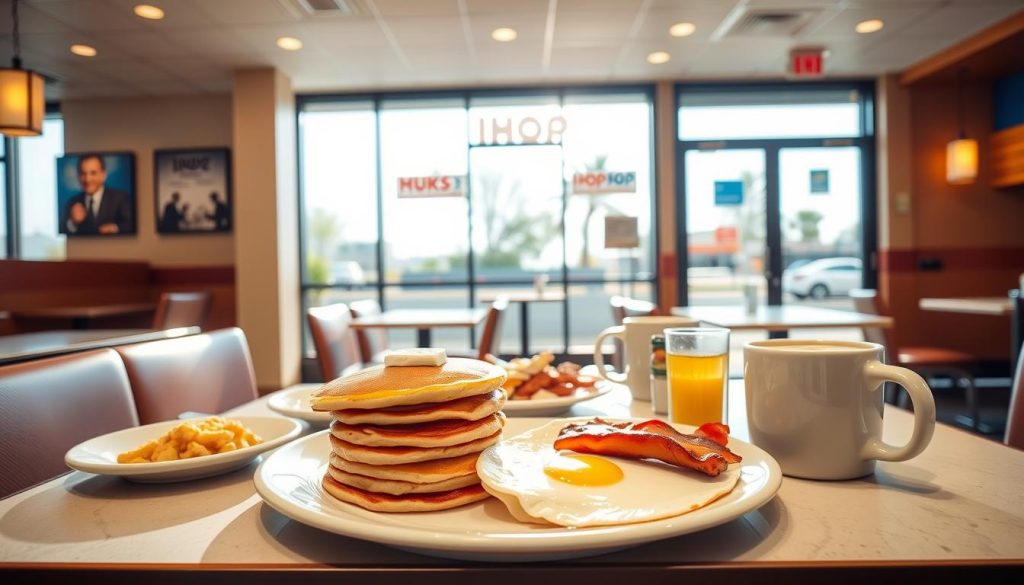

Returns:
744,339,936,480
593,316,698,401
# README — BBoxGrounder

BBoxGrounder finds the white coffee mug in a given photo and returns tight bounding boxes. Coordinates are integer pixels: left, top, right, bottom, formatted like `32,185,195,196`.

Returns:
744,339,936,480
593,316,698,401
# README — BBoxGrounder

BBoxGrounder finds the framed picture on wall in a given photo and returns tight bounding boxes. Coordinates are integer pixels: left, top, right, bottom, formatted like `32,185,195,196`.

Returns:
56,152,137,236
154,147,232,234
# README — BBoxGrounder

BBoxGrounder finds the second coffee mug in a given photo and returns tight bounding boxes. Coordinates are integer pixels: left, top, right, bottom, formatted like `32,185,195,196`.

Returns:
593,315,698,401
744,339,936,480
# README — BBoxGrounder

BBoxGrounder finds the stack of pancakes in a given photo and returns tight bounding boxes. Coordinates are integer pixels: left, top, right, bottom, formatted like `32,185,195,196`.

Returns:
310,357,508,512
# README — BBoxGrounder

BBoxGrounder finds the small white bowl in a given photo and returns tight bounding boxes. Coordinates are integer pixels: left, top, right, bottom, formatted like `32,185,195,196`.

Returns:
65,416,303,483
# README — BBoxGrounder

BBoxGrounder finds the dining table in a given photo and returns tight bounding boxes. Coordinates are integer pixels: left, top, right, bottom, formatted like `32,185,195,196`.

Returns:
0,327,200,366
350,307,488,347
480,290,566,355
920,291,1021,365
9,302,158,330
2,379,1021,581
670,304,893,338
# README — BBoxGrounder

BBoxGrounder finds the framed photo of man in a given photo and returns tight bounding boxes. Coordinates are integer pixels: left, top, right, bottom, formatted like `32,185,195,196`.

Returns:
154,147,232,234
56,152,137,236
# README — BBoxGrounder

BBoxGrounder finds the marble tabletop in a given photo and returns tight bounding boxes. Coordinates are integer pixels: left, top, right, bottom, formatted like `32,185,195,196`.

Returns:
1,381,1022,579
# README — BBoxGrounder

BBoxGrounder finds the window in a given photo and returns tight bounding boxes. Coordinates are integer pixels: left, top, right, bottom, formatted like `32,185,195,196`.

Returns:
299,88,657,357
1,138,7,257
18,117,65,259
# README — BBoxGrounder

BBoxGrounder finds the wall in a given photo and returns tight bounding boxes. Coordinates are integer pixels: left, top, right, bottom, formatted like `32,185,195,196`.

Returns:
878,75,1024,359
61,94,236,329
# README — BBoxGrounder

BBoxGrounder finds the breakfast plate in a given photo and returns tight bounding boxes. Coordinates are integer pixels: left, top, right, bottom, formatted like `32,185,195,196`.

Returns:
501,379,614,417
267,384,331,427
66,416,303,483
254,417,782,562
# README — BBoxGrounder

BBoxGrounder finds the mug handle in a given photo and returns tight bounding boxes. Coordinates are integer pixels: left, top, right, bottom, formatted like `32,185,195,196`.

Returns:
859,361,936,462
593,326,628,384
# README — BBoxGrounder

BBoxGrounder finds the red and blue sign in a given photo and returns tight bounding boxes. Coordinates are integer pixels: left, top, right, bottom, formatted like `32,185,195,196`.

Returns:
572,171,637,194
397,175,466,198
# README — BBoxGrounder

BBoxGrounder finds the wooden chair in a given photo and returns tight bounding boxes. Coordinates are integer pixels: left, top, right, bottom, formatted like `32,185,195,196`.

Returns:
115,328,258,425
349,299,389,364
1005,349,1024,450
609,295,659,369
0,349,139,498
307,303,363,382
850,289,980,423
475,296,509,361
153,291,212,330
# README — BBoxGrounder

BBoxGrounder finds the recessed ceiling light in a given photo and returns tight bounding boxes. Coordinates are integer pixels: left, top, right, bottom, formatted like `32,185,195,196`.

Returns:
276,36,303,51
647,51,671,65
70,44,98,57
133,4,165,20
669,22,696,37
855,19,884,34
491,27,518,42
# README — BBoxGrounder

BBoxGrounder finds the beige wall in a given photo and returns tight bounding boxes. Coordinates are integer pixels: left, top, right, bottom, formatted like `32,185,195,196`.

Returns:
62,95,234,267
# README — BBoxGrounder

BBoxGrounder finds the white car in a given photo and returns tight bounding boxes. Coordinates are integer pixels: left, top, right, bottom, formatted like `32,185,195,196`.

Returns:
782,257,862,300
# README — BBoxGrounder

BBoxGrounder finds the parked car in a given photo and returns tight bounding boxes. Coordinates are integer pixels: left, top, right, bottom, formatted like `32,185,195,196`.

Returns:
330,261,366,288
782,257,862,300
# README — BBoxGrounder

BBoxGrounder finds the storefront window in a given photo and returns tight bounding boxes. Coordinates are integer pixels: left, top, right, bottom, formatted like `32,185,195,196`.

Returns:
18,118,66,260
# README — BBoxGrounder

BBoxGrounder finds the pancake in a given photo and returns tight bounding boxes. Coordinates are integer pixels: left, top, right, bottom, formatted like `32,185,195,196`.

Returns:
328,452,480,483
322,474,490,512
332,389,506,425
329,430,502,465
329,412,505,448
311,357,506,411
327,462,480,495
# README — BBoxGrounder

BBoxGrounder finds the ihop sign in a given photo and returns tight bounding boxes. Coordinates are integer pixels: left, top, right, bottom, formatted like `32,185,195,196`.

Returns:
397,175,466,198
572,171,637,194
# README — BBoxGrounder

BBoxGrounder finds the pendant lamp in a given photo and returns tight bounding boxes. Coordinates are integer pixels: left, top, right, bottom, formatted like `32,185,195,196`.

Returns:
0,0,44,137
946,69,977,185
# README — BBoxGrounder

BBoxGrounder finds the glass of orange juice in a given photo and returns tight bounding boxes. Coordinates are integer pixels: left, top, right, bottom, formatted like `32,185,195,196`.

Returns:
664,327,729,426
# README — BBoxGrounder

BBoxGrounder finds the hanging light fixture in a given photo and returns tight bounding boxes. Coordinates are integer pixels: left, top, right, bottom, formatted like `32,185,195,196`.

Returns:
0,0,44,137
946,68,977,185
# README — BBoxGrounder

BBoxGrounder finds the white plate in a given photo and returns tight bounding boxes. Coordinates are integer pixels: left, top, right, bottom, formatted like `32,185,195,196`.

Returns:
66,416,303,483
267,385,331,427
254,417,782,562
502,380,614,417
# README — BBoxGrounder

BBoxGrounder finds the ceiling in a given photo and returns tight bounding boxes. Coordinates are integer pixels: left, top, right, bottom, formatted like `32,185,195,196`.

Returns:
0,0,1021,100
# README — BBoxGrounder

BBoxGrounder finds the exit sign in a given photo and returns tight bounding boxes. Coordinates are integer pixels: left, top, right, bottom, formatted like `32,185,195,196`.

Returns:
790,48,824,77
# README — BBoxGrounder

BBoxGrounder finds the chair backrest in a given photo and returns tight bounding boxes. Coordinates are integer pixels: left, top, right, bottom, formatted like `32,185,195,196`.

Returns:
307,303,362,381
153,291,212,330
349,298,388,364
476,296,509,360
115,327,258,424
1005,348,1024,450
0,349,139,498
849,289,894,356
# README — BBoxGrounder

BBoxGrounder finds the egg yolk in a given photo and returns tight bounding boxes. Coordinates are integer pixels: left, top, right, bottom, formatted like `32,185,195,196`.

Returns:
543,454,623,486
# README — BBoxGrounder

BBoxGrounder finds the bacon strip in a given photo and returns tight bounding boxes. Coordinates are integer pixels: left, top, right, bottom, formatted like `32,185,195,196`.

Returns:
553,418,741,477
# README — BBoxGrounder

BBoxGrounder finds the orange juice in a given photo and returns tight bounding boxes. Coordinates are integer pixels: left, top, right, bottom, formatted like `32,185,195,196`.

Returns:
666,353,727,425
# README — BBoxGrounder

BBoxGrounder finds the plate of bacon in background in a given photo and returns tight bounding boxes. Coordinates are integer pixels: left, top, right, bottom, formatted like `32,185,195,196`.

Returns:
499,352,614,417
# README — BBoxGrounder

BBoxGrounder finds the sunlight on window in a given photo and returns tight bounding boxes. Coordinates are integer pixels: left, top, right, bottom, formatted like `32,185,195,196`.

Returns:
18,118,66,260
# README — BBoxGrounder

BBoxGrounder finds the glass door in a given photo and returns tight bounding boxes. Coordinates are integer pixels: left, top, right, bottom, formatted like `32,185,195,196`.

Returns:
682,148,768,308
779,146,864,309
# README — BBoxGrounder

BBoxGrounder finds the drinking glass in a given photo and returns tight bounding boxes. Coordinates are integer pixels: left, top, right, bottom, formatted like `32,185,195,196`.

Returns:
664,327,730,426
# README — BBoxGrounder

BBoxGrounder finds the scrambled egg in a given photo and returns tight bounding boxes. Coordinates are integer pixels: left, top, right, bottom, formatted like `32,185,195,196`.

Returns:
117,416,262,464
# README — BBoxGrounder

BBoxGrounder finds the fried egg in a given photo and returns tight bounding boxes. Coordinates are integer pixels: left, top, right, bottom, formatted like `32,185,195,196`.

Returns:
476,418,741,528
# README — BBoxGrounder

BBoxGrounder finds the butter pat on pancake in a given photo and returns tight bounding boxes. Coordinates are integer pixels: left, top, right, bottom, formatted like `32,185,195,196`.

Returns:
327,463,479,495
329,452,480,484
311,357,506,411
330,412,505,448
332,389,506,425
330,430,501,465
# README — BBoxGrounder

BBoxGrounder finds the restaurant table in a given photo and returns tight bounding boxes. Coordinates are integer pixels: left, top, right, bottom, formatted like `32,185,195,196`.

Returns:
350,308,488,347
9,302,158,330
2,380,1021,581
480,290,566,355
0,327,200,366
671,304,893,338
920,293,1021,364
